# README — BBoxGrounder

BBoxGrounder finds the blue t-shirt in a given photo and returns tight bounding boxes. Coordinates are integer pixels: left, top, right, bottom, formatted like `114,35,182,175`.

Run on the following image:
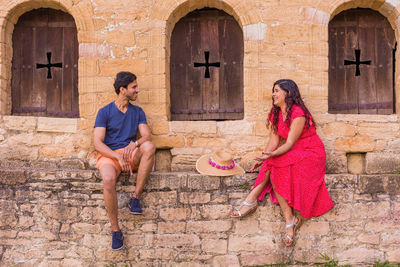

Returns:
94,102,147,150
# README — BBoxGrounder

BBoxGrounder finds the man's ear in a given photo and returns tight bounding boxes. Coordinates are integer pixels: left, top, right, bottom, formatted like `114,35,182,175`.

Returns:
119,86,125,94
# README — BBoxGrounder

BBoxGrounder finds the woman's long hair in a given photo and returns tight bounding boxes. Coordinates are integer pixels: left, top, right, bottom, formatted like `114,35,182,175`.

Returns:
267,79,315,133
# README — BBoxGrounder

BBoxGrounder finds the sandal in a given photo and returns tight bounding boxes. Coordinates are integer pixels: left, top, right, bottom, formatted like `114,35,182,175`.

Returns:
284,215,301,246
231,200,258,218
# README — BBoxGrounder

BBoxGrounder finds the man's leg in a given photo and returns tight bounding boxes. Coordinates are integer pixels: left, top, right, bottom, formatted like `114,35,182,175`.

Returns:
100,164,120,231
132,140,156,199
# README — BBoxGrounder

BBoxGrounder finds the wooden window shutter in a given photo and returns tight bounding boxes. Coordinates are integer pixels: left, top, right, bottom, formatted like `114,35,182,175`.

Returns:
11,8,79,117
170,8,244,120
328,8,395,114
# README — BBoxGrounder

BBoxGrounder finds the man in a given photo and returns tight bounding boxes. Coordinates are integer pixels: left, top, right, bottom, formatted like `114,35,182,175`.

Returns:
93,71,155,250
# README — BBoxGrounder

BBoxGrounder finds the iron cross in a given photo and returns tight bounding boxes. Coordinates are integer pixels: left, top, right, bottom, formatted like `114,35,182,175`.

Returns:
36,52,63,79
194,51,220,78
344,49,371,76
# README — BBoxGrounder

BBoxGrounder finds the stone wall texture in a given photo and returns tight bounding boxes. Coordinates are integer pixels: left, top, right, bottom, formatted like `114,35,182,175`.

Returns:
0,0,400,265
0,167,399,266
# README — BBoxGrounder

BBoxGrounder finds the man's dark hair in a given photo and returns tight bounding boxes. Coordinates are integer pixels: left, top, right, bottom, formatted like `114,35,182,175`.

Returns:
113,72,137,94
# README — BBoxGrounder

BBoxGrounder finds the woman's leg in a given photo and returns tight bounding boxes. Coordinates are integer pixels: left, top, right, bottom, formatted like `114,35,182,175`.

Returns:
232,170,270,216
274,190,297,244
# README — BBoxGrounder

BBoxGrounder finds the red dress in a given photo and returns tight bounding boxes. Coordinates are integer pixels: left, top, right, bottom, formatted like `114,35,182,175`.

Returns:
253,105,334,219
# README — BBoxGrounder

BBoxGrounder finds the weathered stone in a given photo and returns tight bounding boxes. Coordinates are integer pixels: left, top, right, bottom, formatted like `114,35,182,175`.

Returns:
365,153,400,174
326,152,347,174
58,159,86,169
154,149,172,171
152,136,185,149
0,169,26,185
347,153,365,174
37,117,78,133
334,136,375,152
3,115,36,131
212,255,240,267
187,174,220,190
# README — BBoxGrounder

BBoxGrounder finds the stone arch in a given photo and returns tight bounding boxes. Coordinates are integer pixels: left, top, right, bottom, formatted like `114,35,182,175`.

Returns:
309,0,400,113
149,0,259,120
0,0,95,115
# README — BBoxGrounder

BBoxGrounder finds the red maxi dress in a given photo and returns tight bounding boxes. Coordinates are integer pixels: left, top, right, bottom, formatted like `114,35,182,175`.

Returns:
253,105,334,219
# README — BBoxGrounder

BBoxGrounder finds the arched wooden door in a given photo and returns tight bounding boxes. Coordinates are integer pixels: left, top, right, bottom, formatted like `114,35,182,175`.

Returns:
329,8,396,114
11,8,79,117
170,8,244,121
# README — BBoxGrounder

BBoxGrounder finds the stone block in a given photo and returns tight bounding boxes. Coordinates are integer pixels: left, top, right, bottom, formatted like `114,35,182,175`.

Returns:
186,220,232,233
347,153,365,174
358,122,400,139
240,253,283,266
139,248,178,260
0,169,26,185
152,136,185,149
146,172,186,190
365,153,400,174
201,239,227,254
142,191,177,206
150,120,170,135
3,115,36,131
154,149,172,171
336,247,383,265
158,221,186,233
105,31,135,46
148,234,200,247
228,236,275,252
58,159,86,169
212,255,240,267
334,136,375,152
187,174,220,190
159,207,191,221
217,120,254,136
322,122,356,137
170,121,217,134
326,152,347,174
37,117,78,133
179,192,210,204
199,205,232,220
99,59,146,76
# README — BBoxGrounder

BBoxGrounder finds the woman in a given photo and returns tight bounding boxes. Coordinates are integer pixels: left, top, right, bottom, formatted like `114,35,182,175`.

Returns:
232,79,334,246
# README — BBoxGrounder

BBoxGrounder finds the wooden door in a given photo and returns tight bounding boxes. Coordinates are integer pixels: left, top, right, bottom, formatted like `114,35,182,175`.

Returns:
170,8,244,120
328,8,395,114
11,8,79,117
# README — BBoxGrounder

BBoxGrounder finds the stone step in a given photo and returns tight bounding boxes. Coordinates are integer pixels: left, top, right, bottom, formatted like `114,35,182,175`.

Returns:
1,167,400,196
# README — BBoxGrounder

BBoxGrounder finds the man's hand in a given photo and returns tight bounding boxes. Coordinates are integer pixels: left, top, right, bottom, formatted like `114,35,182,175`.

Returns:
117,154,133,175
123,141,137,162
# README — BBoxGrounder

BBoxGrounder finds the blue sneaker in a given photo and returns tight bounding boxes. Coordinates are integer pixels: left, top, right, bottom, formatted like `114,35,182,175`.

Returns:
111,230,124,250
129,197,143,215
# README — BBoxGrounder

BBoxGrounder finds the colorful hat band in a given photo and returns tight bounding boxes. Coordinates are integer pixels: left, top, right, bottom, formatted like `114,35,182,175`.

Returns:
208,157,235,170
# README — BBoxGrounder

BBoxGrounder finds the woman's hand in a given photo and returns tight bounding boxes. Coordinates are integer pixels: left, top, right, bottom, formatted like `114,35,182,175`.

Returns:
249,161,263,173
255,151,273,162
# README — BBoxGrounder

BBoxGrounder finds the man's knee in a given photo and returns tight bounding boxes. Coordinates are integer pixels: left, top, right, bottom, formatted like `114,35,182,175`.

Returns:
140,141,156,155
101,172,118,190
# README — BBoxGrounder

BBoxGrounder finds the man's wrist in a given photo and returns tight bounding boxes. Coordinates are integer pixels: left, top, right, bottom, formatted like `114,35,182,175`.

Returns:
134,140,139,147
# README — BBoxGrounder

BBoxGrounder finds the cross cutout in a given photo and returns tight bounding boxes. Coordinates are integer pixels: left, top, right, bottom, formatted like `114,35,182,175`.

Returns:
344,49,371,76
194,51,220,78
36,52,63,79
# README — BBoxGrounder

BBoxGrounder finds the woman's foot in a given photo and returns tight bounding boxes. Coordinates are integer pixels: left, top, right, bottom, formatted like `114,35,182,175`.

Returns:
231,200,258,218
284,215,301,246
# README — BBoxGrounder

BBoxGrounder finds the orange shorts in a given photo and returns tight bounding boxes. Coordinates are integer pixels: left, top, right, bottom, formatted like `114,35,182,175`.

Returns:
96,147,139,176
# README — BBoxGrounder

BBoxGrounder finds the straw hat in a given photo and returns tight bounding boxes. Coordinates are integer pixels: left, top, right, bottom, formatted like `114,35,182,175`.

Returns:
196,150,245,176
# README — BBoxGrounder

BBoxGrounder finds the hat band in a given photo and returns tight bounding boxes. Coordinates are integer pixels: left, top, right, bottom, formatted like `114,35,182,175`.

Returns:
208,157,235,170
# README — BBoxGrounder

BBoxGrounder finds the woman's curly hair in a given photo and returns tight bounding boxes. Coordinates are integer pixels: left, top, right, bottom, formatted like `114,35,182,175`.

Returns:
267,79,315,133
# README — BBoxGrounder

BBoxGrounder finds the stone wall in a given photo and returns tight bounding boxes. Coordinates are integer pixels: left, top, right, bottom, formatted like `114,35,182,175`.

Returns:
0,167,399,266
0,0,400,171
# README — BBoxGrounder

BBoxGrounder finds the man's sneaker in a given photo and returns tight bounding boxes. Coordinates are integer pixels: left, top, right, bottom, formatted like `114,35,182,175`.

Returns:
111,230,124,250
129,197,143,215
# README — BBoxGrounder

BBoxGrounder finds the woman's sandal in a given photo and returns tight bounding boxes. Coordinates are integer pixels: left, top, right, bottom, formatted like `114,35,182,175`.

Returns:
231,200,258,218
284,215,302,246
